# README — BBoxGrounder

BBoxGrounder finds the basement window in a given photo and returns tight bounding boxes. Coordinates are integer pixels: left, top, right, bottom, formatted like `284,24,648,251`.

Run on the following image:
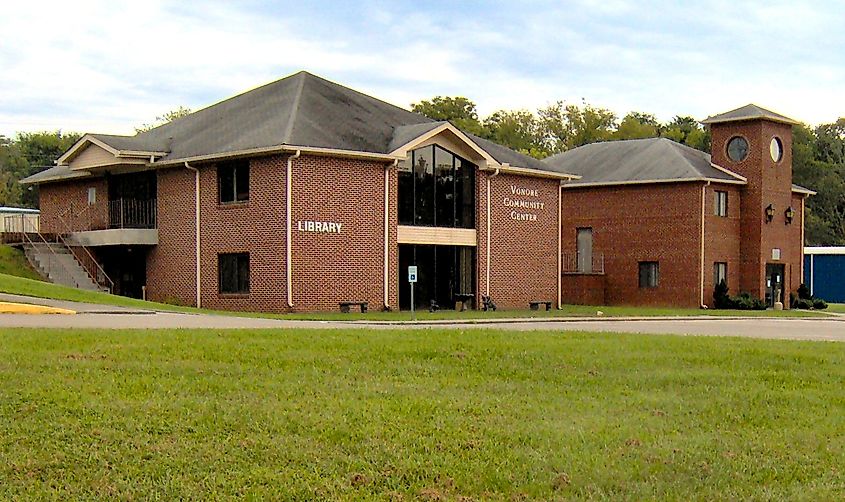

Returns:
638,261,659,288
218,160,250,203
714,190,728,217
219,253,250,294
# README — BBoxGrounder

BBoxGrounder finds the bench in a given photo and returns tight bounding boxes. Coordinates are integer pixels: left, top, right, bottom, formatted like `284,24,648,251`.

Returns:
529,301,553,311
339,301,368,313
454,293,475,312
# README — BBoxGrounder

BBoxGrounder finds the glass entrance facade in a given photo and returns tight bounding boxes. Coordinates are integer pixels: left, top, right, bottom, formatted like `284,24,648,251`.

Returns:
399,245,475,311
398,145,476,228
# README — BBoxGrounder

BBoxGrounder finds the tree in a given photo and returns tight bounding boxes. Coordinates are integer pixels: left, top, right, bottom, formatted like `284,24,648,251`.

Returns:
537,101,616,154
135,106,192,133
1,131,82,208
814,118,845,165
661,115,710,152
483,110,546,157
612,112,660,140
410,97,486,136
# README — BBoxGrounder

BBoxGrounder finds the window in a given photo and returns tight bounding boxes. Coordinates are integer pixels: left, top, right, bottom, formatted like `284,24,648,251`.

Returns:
638,261,659,288
218,253,250,294
714,262,727,286
87,187,96,205
398,145,476,228
714,190,728,217
218,160,249,203
727,136,749,162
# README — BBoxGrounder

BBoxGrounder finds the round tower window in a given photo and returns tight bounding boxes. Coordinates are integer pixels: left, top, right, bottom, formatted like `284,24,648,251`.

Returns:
770,137,783,162
727,136,749,162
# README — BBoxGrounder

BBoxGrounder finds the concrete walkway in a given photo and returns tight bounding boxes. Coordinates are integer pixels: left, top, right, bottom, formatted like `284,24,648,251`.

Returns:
0,293,843,342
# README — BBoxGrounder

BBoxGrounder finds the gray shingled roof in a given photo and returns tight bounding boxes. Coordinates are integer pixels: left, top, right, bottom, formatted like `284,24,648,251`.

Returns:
543,137,744,186
20,165,91,185
701,104,798,125
96,71,438,162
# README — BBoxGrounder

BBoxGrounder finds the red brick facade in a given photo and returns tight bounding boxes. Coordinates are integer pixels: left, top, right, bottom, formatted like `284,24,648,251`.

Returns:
560,182,704,307
478,173,560,309
710,119,803,307
145,168,196,306
39,178,108,234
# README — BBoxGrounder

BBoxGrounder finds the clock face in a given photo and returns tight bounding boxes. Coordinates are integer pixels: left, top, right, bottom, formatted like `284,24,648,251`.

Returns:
727,136,749,162
770,137,783,162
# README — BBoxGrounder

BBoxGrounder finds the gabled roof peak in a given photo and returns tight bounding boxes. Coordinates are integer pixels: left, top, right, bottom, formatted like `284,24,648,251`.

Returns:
701,104,799,126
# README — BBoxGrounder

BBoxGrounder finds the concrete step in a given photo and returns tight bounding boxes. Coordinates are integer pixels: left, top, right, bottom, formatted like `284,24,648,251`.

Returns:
23,242,100,291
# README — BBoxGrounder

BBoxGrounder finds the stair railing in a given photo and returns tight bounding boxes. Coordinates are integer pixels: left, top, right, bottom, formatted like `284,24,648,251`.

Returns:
21,231,87,289
56,203,114,293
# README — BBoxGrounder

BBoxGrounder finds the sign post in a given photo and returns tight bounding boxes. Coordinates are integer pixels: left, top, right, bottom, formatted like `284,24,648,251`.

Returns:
408,265,418,320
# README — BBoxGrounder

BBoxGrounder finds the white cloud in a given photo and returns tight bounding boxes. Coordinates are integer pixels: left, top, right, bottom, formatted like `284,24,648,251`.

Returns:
1,0,844,138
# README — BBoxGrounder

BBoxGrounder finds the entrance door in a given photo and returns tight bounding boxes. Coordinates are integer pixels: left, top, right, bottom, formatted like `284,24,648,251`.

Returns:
765,263,785,307
398,244,475,310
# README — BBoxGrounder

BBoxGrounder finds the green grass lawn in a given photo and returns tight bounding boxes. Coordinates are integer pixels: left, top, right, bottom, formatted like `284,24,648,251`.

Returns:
0,271,826,320
0,328,843,499
827,303,845,314
0,245,43,281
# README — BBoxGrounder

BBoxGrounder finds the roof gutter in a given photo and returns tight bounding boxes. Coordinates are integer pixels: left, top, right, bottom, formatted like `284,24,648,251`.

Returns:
153,145,401,167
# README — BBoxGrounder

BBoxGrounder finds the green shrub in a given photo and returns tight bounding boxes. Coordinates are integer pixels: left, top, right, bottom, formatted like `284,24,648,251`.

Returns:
712,283,766,310
813,298,828,310
792,284,828,310
713,280,732,308
797,283,813,300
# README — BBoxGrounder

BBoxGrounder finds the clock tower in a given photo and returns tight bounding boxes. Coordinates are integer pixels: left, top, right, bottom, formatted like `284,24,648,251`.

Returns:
703,104,803,307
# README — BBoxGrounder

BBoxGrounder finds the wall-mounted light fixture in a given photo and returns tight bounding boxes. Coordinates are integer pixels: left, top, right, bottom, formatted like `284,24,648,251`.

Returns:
785,206,795,224
765,204,775,223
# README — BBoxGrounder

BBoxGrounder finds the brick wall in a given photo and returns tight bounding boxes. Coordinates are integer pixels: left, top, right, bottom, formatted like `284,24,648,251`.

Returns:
38,178,108,233
147,154,395,312
560,182,703,308
289,155,397,312
478,173,559,309
145,168,197,306
702,183,742,306
560,273,606,305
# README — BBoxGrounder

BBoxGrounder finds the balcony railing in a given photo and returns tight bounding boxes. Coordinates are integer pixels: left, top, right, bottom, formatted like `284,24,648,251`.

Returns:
562,252,605,274
108,198,157,229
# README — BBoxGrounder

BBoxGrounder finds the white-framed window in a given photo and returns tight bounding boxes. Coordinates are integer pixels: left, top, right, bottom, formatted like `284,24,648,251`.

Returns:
714,190,728,217
87,187,96,205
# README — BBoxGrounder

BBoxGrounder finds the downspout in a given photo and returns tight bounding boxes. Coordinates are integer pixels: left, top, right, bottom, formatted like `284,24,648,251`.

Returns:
558,182,563,309
800,196,806,290
485,167,500,296
184,162,201,308
286,150,301,308
700,181,710,308
383,160,397,310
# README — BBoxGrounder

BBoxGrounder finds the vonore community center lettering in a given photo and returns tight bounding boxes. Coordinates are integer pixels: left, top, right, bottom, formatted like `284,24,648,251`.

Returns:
503,185,544,221
297,220,343,233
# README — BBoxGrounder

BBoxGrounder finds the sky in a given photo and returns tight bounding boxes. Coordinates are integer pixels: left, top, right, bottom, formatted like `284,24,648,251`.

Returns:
1,0,844,138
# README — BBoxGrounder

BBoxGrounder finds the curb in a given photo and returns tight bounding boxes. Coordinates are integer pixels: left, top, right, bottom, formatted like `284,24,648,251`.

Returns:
0,302,76,315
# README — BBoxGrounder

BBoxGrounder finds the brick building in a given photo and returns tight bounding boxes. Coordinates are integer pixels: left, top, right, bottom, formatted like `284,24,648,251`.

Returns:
22,72,812,311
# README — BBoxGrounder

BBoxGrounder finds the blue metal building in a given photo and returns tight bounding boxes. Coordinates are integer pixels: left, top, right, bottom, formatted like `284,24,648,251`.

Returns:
804,247,845,302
